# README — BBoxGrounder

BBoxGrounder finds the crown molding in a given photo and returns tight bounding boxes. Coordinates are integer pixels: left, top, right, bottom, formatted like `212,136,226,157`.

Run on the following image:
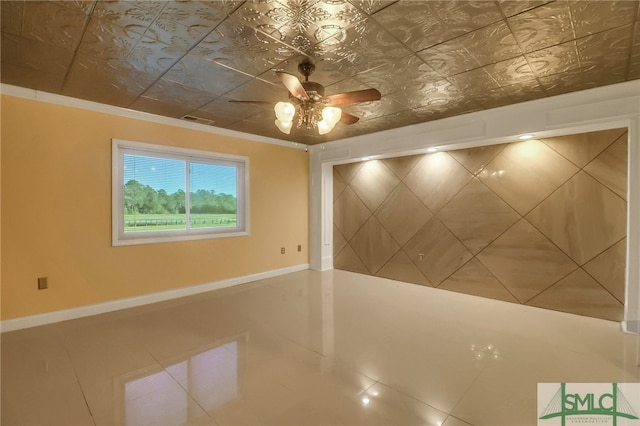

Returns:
0,84,308,151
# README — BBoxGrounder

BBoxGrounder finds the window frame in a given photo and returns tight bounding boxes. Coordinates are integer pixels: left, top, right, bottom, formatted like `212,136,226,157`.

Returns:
112,139,250,246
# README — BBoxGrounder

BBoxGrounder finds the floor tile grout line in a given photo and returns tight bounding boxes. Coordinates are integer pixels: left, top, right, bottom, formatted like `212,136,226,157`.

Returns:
62,343,98,426
145,346,221,425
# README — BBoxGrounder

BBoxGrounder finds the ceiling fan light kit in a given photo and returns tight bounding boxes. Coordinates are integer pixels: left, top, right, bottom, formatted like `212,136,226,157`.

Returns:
233,60,381,137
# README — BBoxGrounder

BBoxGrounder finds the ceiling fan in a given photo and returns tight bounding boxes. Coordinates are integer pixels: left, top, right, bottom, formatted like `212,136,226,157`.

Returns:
231,60,381,135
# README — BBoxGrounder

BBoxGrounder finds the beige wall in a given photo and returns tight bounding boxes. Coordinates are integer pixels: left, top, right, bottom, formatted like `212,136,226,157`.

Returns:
1,95,309,320
334,129,628,321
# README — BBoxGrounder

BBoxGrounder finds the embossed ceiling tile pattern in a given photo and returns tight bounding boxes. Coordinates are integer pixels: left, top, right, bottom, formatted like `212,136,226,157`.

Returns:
223,77,287,105
192,19,290,77
447,68,500,97
476,219,578,303
22,1,90,50
333,224,348,257
478,139,579,215
526,171,627,265
333,243,369,274
497,1,553,18
404,152,473,214
78,19,141,62
146,1,229,48
334,162,364,183
448,144,506,175
483,56,536,87
437,178,520,254
431,1,503,36
458,20,521,68
576,25,633,73
125,37,187,77
334,19,413,75
283,0,363,49
342,96,408,122
410,95,484,121
472,80,547,109
333,168,347,202
416,38,479,77
3,0,640,145
372,1,455,52
192,97,262,127
507,1,574,53
375,183,433,247
583,238,626,303
1,32,74,78
350,216,400,274
375,250,431,287
540,128,626,168
339,108,421,136
164,54,253,95
349,160,400,212
403,218,473,286
386,79,461,110
141,79,218,112
0,1,23,35
526,41,580,78
353,59,435,96
361,55,443,95
324,76,369,95
333,186,371,240
130,95,198,120
65,54,155,107
526,269,623,321
569,1,637,39
350,0,395,15
184,107,236,128
439,258,518,303
583,132,628,200
191,18,254,58
381,154,423,180
0,62,65,95
538,67,627,97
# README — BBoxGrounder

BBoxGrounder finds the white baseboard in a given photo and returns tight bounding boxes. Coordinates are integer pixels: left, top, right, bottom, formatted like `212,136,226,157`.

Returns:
1,264,309,333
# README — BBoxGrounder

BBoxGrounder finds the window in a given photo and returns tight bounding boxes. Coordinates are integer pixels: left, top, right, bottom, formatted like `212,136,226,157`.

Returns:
112,139,249,246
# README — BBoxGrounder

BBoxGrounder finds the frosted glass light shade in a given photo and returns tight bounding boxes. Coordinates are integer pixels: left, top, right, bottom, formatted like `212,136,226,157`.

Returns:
275,119,292,134
274,102,295,122
322,107,342,126
317,119,333,135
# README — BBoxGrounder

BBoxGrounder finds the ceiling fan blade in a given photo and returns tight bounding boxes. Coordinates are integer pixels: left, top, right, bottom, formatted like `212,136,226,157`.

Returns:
325,88,381,106
276,71,309,100
340,112,360,125
228,100,274,106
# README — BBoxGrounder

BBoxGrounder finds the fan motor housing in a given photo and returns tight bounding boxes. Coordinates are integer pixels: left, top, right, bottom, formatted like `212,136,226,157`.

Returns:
289,81,324,101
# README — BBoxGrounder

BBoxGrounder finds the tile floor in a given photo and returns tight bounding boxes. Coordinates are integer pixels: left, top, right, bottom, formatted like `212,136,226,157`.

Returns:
2,269,639,426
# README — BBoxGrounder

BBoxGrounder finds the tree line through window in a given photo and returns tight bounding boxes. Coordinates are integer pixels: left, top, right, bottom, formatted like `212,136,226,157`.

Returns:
113,139,248,245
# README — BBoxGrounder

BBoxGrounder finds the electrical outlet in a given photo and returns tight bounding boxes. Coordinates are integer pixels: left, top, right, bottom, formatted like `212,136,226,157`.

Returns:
37,277,48,290
281,247,285,254
297,245,302,252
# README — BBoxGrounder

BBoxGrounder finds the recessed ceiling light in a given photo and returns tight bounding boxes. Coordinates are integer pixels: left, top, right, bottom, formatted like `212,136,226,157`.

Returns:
519,134,534,140
427,147,438,152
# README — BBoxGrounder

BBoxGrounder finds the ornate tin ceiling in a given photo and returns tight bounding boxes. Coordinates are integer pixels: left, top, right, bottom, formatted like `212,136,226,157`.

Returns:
1,0,639,145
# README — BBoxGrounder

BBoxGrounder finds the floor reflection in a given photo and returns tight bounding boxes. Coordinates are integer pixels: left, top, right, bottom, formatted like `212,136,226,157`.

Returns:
115,335,246,425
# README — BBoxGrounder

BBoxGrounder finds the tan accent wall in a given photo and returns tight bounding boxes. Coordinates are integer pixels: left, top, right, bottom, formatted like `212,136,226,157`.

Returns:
334,129,628,321
1,95,309,320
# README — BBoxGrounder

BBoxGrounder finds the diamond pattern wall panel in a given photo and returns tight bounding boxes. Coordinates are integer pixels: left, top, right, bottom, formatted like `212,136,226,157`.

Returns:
333,129,628,321
526,172,627,265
